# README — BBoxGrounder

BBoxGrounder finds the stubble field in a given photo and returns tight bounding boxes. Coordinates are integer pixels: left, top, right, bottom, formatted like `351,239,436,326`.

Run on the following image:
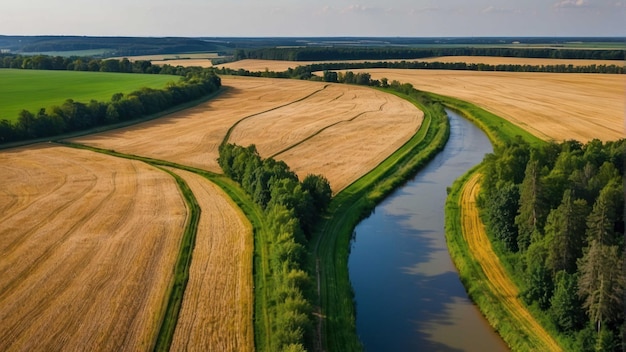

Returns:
213,57,622,73
352,69,625,142
0,144,187,351
169,169,254,352
73,76,423,192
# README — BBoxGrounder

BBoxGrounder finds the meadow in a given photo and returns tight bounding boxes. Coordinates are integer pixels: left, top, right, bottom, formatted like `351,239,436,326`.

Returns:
0,69,177,121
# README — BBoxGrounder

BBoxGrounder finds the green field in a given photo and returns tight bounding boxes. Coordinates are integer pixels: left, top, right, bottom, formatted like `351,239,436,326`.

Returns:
0,69,178,121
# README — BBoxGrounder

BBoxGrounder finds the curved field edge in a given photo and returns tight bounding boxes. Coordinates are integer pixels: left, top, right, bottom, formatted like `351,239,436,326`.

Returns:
439,96,566,351
0,87,226,151
312,89,450,352
54,141,271,351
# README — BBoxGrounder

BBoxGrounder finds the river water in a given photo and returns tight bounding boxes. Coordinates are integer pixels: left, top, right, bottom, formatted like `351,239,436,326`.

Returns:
347,110,508,351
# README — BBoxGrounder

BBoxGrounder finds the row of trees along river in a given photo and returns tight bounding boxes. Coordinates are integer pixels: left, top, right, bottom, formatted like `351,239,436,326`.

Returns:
481,138,625,351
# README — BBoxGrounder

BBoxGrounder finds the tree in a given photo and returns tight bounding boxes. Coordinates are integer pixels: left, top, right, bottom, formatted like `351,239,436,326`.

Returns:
578,241,624,333
550,270,585,332
485,181,520,251
544,190,589,274
515,157,547,251
301,174,332,212
522,240,553,309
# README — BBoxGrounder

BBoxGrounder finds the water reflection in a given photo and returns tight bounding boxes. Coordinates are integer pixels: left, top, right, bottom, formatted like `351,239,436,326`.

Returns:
348,110,508,351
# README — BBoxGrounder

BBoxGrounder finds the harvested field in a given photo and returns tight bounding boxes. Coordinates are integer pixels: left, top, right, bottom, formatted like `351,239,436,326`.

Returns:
71,76,325,172
348,69,625,142
169,169,254,352
268,88,422,192
461,173,561,351
74,76,423,192
214,57,622,73
151,59,214,68
0,144,187,351
419,56,622,67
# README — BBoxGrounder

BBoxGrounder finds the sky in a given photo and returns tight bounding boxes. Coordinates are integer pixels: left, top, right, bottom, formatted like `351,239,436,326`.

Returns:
1,0,625,37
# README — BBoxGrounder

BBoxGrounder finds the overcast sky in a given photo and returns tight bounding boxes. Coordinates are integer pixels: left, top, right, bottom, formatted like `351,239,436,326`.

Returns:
1,0,624,37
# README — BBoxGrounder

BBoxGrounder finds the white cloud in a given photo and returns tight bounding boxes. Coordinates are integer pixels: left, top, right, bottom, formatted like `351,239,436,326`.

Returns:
553,0,589,8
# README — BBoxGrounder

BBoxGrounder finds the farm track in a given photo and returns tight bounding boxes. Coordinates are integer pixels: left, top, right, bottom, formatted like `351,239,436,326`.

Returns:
0,145,187,351
460,173,562,352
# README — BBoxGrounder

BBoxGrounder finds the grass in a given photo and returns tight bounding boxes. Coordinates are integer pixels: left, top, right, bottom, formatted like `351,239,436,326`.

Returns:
438,97,574,351
312,89,450,351
153,167,201,352
56,140,273,351
425,92,544,148
0,69,178,121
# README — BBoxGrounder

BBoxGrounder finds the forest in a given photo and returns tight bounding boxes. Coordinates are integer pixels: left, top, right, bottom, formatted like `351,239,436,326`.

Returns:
234,47,625,62
0,56,221,144
218,143,332,351
479,138,625,351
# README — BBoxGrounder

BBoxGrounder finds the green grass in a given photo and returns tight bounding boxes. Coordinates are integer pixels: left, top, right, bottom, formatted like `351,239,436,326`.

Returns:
312,90,450,351
0,69,178,121
437,97,582,352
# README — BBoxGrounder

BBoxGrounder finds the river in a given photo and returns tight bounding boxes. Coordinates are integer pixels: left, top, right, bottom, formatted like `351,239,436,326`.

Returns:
347,109,508,351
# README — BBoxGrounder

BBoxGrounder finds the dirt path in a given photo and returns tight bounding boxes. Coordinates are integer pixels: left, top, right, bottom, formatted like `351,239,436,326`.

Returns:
460,173,562,351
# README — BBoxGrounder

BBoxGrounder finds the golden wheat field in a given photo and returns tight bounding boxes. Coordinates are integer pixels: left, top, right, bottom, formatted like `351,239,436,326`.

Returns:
73,76,422,192
461,174,562,351
213,57,622,73
419,56,622,67
0,144,187,351
169,168,254,352
348,69,625,142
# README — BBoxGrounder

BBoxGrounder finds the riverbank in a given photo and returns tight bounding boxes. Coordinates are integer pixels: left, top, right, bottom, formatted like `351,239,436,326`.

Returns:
439,96,565,351
312,89,450,351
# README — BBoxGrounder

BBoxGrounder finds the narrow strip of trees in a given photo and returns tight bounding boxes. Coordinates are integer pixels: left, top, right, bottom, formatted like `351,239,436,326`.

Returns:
218,143,331,352
233,47,625,62
0,59,221,144
479,138,625,351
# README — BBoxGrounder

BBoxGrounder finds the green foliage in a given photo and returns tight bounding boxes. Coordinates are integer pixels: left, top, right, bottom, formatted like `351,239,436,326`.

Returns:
477,137,626,349
484,182,520,252
0,65,221,145
314,89,450,351
550,271,585,332
219,143,333,351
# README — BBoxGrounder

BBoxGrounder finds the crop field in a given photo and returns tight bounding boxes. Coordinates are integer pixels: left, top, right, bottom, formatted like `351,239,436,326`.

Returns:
169,168,254,352
214,57,622,73
73,76,422,192
418,56,622,67
0,69,177,122
350,69,625,142
0,144,187,351
460,173,561,351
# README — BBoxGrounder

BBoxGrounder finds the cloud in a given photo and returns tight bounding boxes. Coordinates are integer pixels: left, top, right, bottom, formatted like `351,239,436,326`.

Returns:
553,0,589,8
340,4,386,14
482,5,522,14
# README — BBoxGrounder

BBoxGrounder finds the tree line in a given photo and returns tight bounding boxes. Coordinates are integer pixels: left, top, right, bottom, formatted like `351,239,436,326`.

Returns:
0,58,221,144
479,138,625,351
234,47,625,62
218,143,332,352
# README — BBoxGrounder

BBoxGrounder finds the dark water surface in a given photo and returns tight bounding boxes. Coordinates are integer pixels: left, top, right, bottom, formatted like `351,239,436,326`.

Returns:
348,110,509,351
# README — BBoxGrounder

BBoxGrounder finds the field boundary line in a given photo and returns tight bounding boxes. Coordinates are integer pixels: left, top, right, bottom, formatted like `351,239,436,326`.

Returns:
220,84,330,146
270,102,386,159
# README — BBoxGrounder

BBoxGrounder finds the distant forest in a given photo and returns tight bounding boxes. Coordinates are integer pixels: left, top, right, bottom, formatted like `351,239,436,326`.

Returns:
1,35,624,59
234,47,625,62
